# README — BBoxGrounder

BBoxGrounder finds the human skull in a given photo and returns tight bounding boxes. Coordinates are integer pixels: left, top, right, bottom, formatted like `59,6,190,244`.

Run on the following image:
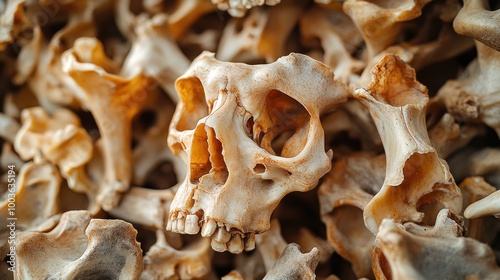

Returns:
167,52,347,253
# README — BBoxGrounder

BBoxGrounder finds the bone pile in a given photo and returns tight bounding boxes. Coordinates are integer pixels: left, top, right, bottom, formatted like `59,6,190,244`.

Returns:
1,0,500,279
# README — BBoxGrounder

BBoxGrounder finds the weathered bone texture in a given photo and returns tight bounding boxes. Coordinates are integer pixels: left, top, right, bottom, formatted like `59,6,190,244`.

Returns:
263,243,320,280
372,210,500,280
166,51,348,252
16,210,143,279
353,54,462,234
318,152,384,278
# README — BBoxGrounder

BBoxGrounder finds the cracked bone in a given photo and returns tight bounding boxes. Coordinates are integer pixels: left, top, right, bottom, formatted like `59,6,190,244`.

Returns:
167,51,347,252
353,54,462,234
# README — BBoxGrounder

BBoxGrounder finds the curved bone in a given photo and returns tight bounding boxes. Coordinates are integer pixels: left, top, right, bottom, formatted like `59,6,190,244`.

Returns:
255,219,287,272
454,0,500,51
465,189,500,220
343,0,431,60
167,52,348,252
353,54,462,234
16,210,143,279
62,37,153,210
14,107,98,212
460,177,498,242
0,160,60,231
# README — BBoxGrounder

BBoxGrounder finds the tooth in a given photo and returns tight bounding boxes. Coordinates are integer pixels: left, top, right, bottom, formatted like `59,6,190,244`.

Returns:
201,219,217,237
228,234,244,254
185,214,200,234
176,216,186,233
166,219,172,231
211,238,227,252
244,233,255,251
171,217,178,232
214,227,231,243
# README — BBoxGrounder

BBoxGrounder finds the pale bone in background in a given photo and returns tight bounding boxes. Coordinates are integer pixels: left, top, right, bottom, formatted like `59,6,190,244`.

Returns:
0,0,500,279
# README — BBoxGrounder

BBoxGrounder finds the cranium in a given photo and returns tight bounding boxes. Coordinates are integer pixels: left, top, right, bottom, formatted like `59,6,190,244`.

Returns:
167,52,347,253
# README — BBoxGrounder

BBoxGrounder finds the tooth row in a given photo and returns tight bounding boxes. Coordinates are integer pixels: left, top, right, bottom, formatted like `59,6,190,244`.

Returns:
166,211,200,235
167,212,256,253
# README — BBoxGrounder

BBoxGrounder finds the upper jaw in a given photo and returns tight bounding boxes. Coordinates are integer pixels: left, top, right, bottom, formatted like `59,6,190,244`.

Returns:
167,209,256,254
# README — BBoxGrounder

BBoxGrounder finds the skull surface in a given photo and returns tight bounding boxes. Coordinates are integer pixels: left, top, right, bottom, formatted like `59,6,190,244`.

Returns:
167,52,347,253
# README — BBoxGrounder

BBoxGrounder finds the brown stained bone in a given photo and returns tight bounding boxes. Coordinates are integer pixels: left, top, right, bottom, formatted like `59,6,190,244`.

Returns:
353,54,462,234
16,210,143,279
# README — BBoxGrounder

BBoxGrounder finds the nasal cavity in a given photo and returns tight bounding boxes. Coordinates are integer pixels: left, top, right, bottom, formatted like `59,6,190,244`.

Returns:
207,127,229,185
189,124,212,184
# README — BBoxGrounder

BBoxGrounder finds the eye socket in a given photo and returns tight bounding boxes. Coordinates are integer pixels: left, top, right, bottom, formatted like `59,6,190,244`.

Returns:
174,77,208,132
248,90,310,158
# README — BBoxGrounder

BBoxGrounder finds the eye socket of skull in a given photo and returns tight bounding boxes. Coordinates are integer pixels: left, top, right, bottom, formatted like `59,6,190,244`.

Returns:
174,77,209,131
248,89,310,158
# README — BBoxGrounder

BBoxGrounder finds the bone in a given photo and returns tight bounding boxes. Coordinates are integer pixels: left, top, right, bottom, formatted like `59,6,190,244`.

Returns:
167,51,347,252
353,54,462,234
62,37,153,210
373,211,500,279
263,243,320,280
16,210,143,279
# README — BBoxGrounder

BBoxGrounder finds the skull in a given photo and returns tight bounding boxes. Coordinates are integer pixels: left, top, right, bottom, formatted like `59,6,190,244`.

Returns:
167,52,347,253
